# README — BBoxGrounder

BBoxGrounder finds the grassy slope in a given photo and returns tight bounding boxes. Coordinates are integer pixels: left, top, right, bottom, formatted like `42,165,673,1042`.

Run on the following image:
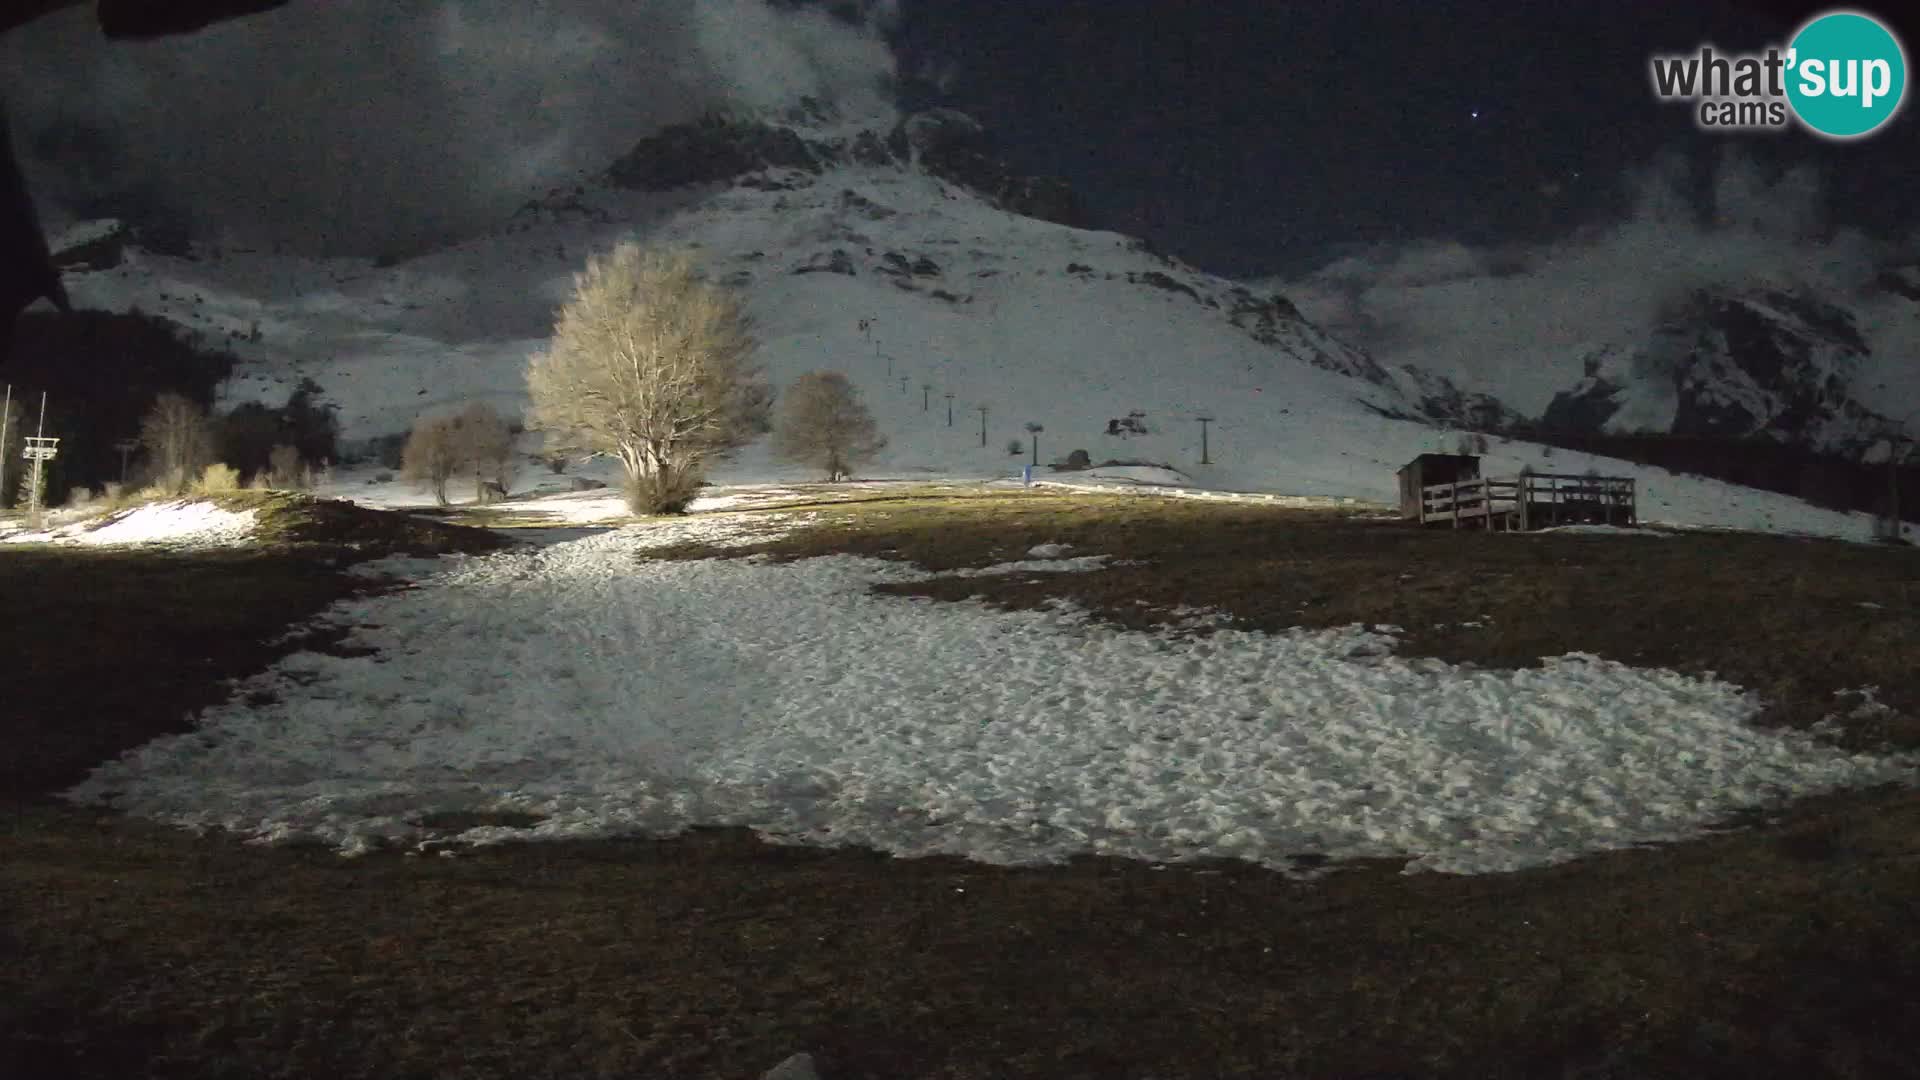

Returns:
4,490,1919,1079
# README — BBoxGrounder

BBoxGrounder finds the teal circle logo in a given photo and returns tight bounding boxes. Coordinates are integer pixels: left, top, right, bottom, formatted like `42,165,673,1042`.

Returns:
1786,11,1907,138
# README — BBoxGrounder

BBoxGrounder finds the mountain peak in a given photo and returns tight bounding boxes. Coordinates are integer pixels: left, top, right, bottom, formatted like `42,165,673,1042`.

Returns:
1541,285,1890,454
603,107,1092,231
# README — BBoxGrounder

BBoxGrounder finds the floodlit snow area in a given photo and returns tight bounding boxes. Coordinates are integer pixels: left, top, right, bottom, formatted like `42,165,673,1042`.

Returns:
64,513,1917,875
1,500,259,548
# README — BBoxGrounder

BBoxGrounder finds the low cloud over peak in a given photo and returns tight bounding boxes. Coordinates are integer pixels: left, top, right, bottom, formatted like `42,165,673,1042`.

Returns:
2,0,900,255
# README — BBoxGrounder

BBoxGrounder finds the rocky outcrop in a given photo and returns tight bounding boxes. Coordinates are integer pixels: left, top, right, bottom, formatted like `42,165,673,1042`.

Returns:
1390,365,1527,432
887,109,1090,229
607,112,826,191
1540,287,1892,456
604,107,1092,231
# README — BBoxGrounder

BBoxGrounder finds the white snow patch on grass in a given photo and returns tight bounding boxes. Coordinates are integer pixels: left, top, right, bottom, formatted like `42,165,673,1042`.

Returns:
935,555,1112,578
64,518,1917,873
4,500,259,548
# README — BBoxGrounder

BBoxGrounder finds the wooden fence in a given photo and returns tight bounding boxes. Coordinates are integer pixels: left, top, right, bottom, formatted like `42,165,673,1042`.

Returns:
1419,472,1636,530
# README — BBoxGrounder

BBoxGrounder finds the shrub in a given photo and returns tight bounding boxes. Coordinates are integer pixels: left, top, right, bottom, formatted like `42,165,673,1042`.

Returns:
773,370,886,482
193,463,241,494
527,243,771,515
1008,439,1023,456
66,486,93,509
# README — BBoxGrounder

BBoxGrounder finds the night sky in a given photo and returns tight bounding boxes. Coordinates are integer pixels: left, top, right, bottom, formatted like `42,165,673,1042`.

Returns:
6,1,1918,278
890,0,1920,276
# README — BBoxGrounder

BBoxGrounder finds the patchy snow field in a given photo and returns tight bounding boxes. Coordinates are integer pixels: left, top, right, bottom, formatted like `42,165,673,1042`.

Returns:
2,500,259,548
65,513,1918,875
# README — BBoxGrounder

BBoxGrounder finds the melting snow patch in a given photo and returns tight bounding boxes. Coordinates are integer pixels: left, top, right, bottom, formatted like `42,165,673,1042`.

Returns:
64,524,1918,876
6,500,259,548
935,554,1112,578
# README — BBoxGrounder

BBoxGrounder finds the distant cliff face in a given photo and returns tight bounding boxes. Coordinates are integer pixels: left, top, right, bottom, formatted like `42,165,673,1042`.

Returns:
1539,287,1893,457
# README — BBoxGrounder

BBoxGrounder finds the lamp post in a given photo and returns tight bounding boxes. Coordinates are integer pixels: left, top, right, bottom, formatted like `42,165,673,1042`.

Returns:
1196,415,1215,465
945,392,954,427
977,405,989,447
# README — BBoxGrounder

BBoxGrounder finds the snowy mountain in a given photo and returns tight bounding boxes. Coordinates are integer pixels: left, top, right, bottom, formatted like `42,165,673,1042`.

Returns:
1537,286,1896,456
32,105,1893,536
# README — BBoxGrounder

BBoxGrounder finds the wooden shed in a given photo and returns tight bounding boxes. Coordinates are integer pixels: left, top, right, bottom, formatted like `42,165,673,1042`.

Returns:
1400,455,1639,531
1396,453,1481,520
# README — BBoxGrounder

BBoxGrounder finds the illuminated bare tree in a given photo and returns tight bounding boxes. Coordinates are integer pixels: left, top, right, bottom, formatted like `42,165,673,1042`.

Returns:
139,392,213,493
774,371,886,482
401,412,461,506
527,244,771,514
453,401,514,503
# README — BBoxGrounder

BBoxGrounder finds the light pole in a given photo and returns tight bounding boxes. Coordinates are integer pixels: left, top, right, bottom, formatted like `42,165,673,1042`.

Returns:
1196,414,1215,465
1025,422,1043,467
977,405,989,447
945,392,954,427
922,383,932,412
115,438,140,482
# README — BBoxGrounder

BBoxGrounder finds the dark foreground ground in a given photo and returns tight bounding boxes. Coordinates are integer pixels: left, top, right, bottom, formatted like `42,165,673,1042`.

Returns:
4,489,1919,1079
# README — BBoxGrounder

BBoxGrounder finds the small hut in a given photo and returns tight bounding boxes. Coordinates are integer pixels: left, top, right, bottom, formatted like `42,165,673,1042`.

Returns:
1397,453,1480,520
1399,454,1638,530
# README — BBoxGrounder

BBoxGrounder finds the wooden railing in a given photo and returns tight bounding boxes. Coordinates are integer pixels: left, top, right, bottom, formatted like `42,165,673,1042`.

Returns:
1420,473,1635,529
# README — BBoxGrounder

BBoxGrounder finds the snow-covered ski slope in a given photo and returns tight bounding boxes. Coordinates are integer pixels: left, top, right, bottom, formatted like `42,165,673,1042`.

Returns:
52,129,1891,542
